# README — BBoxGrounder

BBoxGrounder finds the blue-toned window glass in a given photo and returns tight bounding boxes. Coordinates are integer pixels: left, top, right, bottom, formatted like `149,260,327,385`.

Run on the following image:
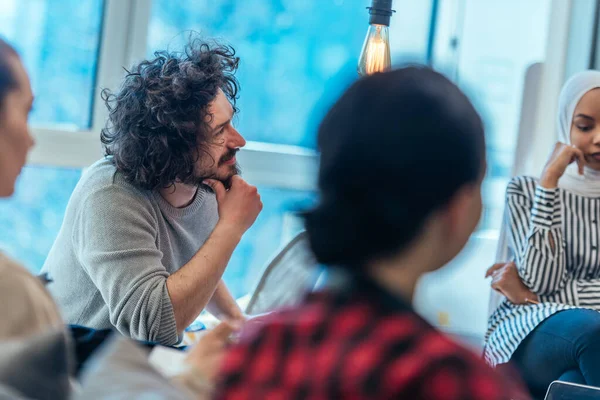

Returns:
0,167,82,271
0,0,104,129
148,0,433,148
455,0,552,231
0,1,103,274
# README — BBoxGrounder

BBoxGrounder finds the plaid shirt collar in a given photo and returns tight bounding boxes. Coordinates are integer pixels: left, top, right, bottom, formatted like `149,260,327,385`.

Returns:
318,267,414,315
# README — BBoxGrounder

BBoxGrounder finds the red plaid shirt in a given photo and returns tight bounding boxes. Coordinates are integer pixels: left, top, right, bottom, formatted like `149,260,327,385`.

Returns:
218,273,529,400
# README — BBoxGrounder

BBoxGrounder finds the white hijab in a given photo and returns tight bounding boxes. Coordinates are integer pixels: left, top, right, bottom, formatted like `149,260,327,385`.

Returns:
556,70,600,197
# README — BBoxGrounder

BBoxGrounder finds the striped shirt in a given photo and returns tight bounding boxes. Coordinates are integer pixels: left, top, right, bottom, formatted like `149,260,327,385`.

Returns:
485,175,600,366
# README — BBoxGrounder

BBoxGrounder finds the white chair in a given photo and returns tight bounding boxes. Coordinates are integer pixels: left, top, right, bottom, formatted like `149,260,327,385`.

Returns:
244,231,320,316
488,209,512,316
488,62,543,318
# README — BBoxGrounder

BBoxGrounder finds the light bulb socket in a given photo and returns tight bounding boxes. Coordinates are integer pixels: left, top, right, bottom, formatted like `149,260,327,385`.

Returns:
367,0,395,26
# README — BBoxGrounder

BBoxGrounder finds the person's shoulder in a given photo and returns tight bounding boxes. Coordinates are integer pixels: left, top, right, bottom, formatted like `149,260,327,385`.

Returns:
384,330,524,399
241,299,331,342
508,175,537,188
76,158,152,209
506,175,538,199
226,297,332,350
80,158,140,192
219,301,330,386
420,334,527,399
79,157,118,186
0,254,48,291
0,252,30,277
0,253,63,332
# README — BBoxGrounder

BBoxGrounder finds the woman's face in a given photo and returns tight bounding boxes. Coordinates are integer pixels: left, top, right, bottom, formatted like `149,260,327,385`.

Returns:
0,55,34,197
570,88,600,171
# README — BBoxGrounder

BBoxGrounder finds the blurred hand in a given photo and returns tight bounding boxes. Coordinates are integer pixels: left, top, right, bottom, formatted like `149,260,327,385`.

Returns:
203,176,262,235
485,262,538,305
540,142,585,188
185,321,241,382
235,312,272,339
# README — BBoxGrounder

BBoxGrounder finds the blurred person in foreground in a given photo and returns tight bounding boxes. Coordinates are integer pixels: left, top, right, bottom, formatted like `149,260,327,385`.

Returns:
0,37,55,339
217,67,530,400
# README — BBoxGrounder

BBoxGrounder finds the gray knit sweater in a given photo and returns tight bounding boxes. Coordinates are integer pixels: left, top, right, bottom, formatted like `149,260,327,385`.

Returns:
42,158,218,345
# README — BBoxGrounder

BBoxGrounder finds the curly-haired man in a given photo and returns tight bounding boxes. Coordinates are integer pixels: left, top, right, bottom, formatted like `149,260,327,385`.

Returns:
41,39,262,345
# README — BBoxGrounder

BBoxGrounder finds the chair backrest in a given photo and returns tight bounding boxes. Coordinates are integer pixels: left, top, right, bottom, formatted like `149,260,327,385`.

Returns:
244,231,320,316
488,208,512,317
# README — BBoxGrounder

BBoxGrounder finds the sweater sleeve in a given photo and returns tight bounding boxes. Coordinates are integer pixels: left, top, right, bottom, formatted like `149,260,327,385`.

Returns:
506,177,574,297
73,186,180,345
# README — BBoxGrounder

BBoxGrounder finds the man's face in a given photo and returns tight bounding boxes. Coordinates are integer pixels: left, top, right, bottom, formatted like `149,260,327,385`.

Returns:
193,88,246,187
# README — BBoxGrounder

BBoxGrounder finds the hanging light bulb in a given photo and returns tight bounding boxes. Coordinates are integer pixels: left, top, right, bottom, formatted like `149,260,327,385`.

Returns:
358,0,395,77
358,24,391,76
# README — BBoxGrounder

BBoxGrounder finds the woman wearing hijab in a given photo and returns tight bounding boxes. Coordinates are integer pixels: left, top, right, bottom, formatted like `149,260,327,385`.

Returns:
485,70,600,397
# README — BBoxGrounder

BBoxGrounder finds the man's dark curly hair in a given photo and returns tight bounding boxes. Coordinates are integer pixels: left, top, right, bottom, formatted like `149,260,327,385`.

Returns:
100,38,240,190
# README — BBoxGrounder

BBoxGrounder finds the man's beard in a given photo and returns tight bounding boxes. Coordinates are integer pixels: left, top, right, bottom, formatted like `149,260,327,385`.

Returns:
215,162,241,189
187,149,241,189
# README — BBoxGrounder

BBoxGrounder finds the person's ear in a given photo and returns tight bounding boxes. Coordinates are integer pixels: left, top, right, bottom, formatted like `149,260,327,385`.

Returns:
438,183,481,249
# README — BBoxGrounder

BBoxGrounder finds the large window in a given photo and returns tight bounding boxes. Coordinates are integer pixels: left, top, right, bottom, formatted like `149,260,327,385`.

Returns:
0,0,104,129
148,0,434,148
0,1,103,271
0,167,81,270
458,0,552,232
